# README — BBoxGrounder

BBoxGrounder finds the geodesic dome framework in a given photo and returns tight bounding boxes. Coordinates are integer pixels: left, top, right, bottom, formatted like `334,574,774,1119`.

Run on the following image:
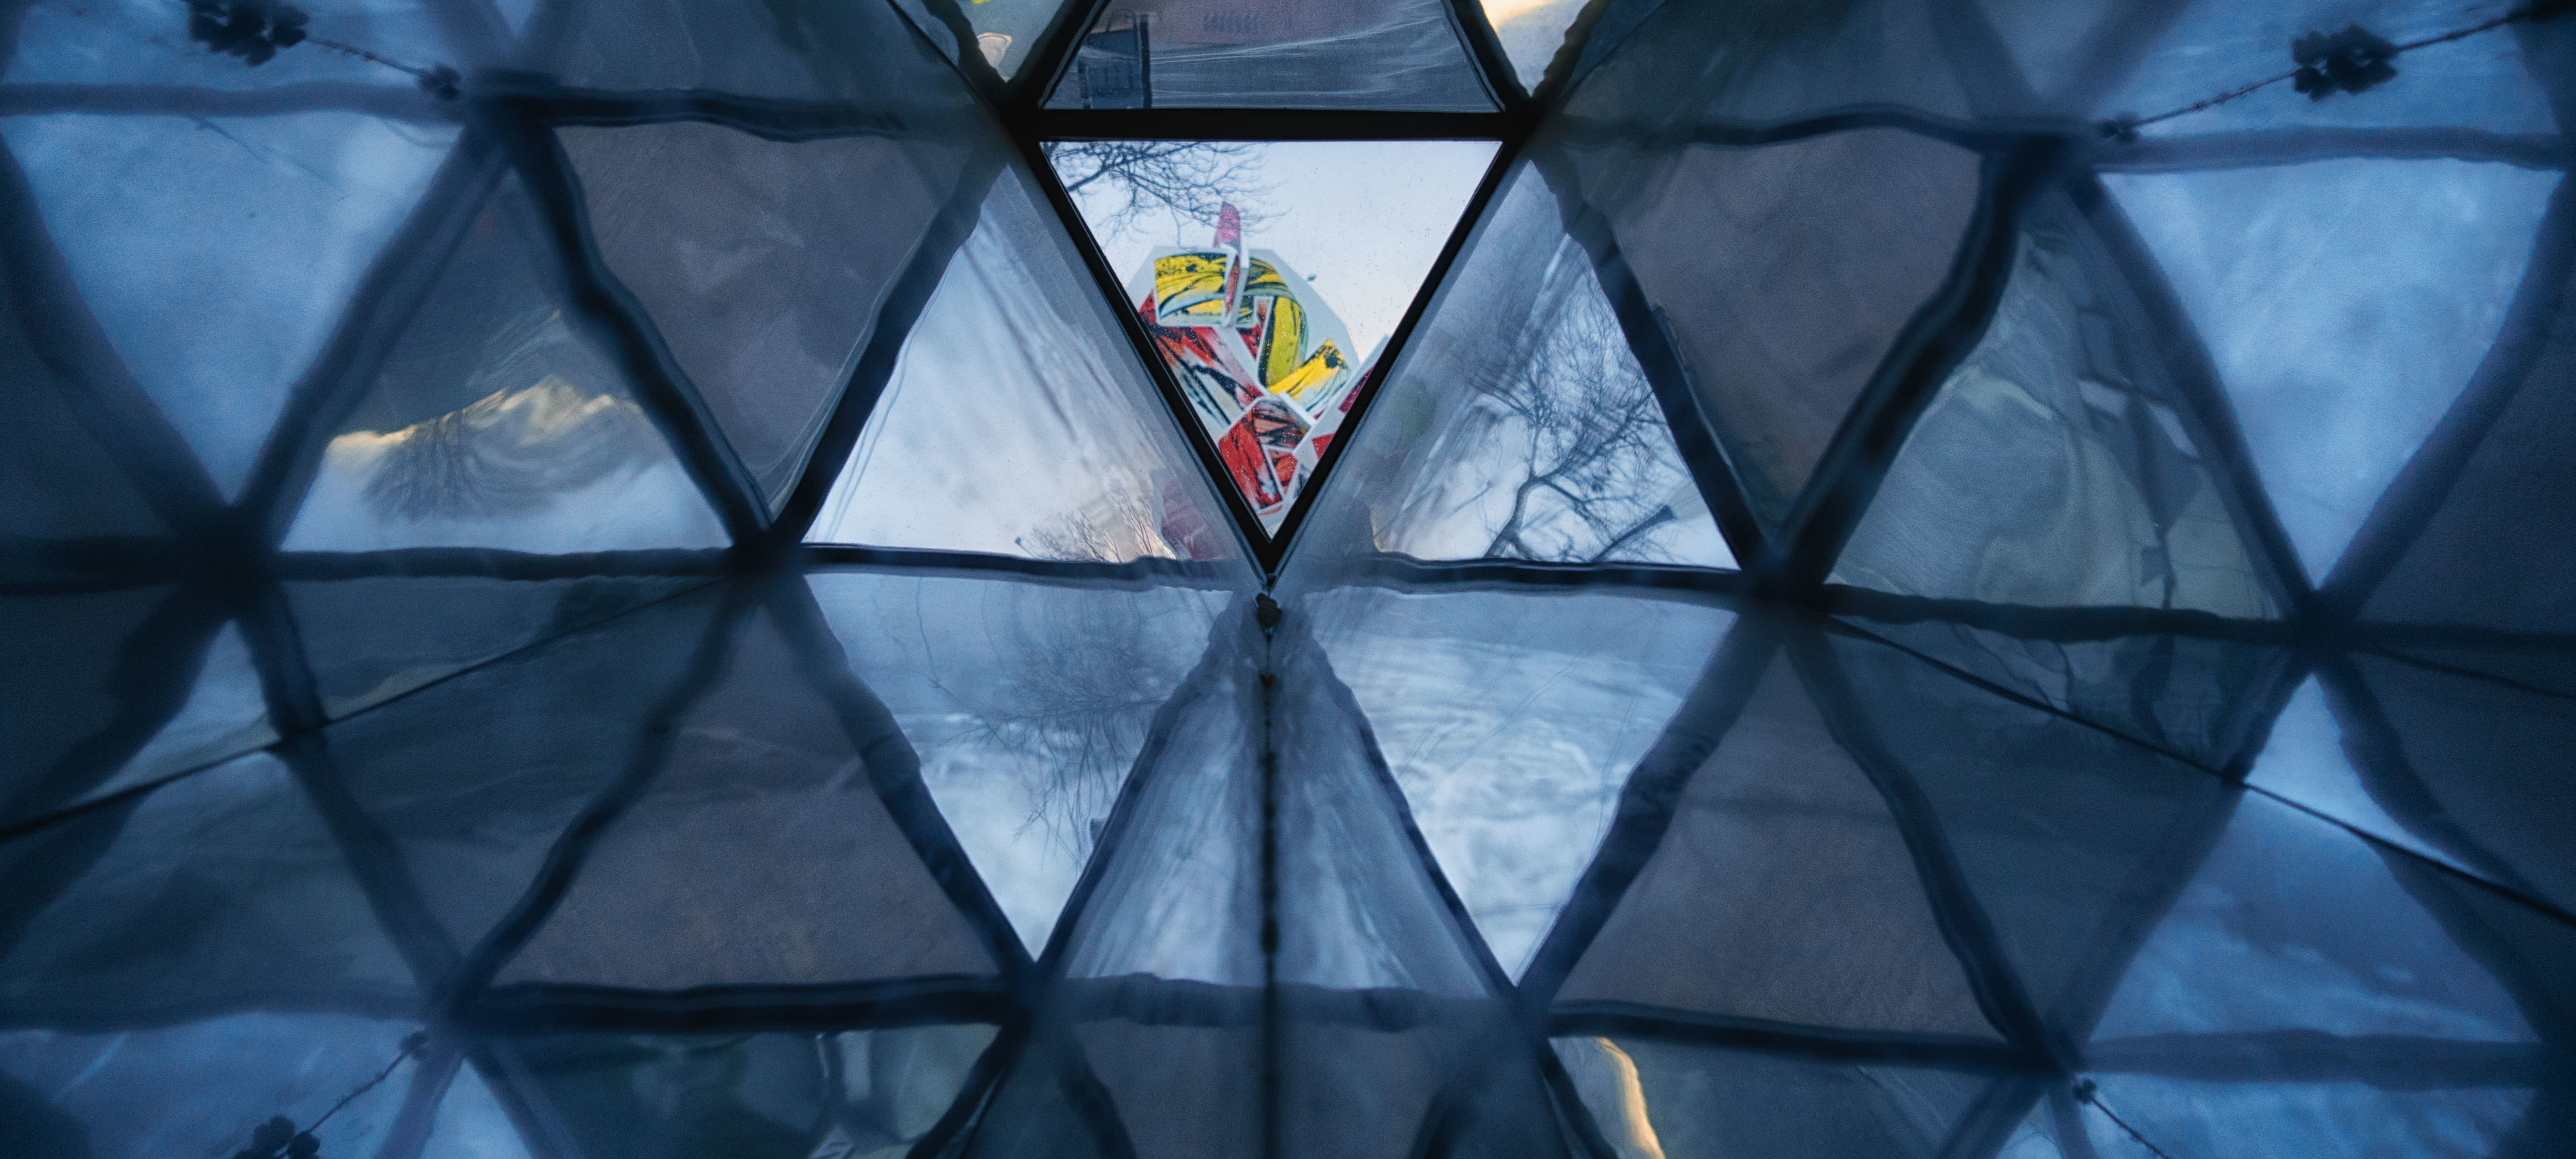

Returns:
3,1,2573,1157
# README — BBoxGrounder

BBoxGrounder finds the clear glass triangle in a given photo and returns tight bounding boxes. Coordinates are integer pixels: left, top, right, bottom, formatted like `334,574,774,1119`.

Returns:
2103,160,2556,581
0,111,455,495
1282,160,1736,567
809,164,1240,563
1046,138,1495,534
1043,0,1499,109
279,174,730,554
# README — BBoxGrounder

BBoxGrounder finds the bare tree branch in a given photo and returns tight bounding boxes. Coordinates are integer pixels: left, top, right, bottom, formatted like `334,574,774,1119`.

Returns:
1044,140,1273,242
1477,282,1692,562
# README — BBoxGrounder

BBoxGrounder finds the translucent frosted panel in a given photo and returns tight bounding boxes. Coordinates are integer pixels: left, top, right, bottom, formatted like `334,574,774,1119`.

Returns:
2354,651,2576,915
549,0,976,104
0,325,164,545
811,166,1237,563
2365,251,2576,633
1479,0,1584,89
0,753,419,1020
560,123,963,505
0,113,455,495
1558,655,2002,1039
289,574,711,721
1835,228,2275,617
2094,0,2559,136
507,1026,996,1158
1590,131,1983,527
1557,1039,1987,1159
1300,587,1734,975
323,586,730,952
1044,0,1498,110
495,610,1000,989
2076,1076,2534,1159
1562,0,1975,124
806,570,1242,953
2103,161,2557,580
1823,628,2240,1017
2244,677,2468,874
420,1060,536,1159
1052,139,1495,531
0,587,177,825
2093,794,2532,1042
1057,602,1490,995
280,177,730,553
1290,162,1734,567
81,621,274,806
4,0,454,87
0,1015,426,1159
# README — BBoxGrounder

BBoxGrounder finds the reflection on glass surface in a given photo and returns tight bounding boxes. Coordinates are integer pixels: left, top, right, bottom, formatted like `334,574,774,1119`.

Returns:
1302,587,1735,975
0,112,455,495
1048,139,1495,529
2104,160,2557,580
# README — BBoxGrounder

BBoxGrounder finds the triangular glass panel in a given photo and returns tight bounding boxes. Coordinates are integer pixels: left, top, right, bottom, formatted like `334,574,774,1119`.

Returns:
805,569,1246,954
491,605,1007,991
280,174,731,554
1046,138,1495,535
0,319,167,547
325,583,733,954
505,1026,997,1159
2089,792,2534,1046
2088,0,2558,138
419,1059,538,1159
2346,651,2576,916
1833,223,2278,617
1054,601,1490,992
1820,627,2238,1019
2243,676,2474,876
0,1012,431,1159
556,121,976,507
963,599,1564,1159
1478,0,1586,90
0,112,457,496
2363,253,2576,634
0,586,184,826
1041,0,1499,110
288,573,712,722
549,0,978,106
1555,652,2005,1041
77,621,276,808
3,0,453,89
2101,160,2557,581
1283,160,1735,567
810,164,1240,563
0,752,421,1020
1571,127,1985,529
1291,584,1736,977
